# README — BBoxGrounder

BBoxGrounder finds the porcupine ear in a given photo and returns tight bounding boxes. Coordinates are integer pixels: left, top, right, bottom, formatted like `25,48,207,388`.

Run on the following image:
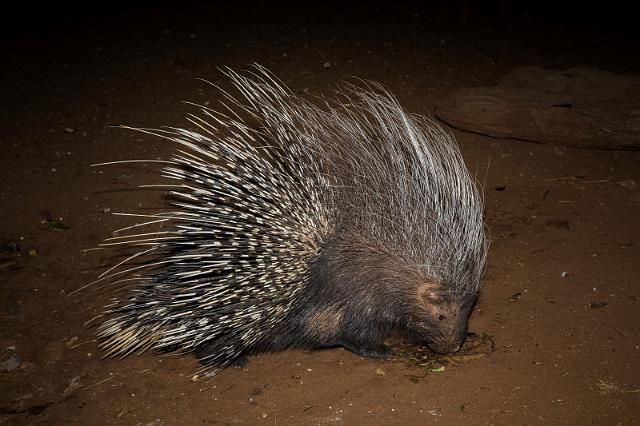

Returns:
415,281,447,317
415,281,440,300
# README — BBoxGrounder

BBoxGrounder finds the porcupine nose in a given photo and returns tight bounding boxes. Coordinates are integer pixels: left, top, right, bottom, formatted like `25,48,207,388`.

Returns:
448,337,464,353
429,338,463,354
442,343,461,354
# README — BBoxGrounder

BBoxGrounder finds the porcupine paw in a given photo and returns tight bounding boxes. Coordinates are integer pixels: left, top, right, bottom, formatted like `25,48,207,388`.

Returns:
229,356,249,369
341,342,393,359
193,343,248,368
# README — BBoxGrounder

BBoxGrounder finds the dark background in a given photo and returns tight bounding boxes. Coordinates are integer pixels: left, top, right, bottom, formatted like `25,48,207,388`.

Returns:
1,1,639,424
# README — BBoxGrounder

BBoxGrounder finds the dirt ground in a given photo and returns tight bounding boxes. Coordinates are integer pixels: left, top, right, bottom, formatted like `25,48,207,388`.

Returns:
1,3,639,425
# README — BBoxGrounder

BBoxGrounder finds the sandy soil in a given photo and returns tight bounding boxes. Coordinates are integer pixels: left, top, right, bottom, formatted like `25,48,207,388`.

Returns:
1,3,639,425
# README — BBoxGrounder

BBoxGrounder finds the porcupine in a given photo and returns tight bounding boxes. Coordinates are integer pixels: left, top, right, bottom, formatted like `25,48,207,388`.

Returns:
94,65,487,376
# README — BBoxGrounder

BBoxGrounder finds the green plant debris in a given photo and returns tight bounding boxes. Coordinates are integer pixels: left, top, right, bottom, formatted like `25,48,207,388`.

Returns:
46,216,70,230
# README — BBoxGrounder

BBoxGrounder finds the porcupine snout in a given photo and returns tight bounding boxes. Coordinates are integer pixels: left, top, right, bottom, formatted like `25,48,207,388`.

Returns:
420,308,471,354
425,317,467,354
412,283,478,355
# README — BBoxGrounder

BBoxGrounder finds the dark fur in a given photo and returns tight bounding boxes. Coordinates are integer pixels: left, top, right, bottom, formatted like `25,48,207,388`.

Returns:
196,235,478,364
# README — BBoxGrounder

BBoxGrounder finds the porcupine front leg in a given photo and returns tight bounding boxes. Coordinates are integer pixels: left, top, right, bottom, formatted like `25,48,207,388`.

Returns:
300,303,392,358
339,340,393,359
336,326,393,359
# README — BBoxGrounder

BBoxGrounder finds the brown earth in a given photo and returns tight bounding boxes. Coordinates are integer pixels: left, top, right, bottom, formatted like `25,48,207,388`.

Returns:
1,3,639,425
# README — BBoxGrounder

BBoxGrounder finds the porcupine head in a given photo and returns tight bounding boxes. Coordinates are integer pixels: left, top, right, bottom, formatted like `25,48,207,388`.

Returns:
94,66,487,373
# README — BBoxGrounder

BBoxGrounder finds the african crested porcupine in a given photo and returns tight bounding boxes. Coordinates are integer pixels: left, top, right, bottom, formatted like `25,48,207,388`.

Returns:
94,66,487,375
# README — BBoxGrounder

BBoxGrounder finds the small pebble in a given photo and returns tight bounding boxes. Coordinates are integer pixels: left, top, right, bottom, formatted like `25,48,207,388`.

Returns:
0,354,21,372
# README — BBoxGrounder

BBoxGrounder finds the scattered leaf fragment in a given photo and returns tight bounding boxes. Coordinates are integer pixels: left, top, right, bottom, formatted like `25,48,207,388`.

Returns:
46,216,69,230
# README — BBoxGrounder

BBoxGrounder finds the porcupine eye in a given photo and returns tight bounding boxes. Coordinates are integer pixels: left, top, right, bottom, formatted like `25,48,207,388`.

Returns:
438,314,445,321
